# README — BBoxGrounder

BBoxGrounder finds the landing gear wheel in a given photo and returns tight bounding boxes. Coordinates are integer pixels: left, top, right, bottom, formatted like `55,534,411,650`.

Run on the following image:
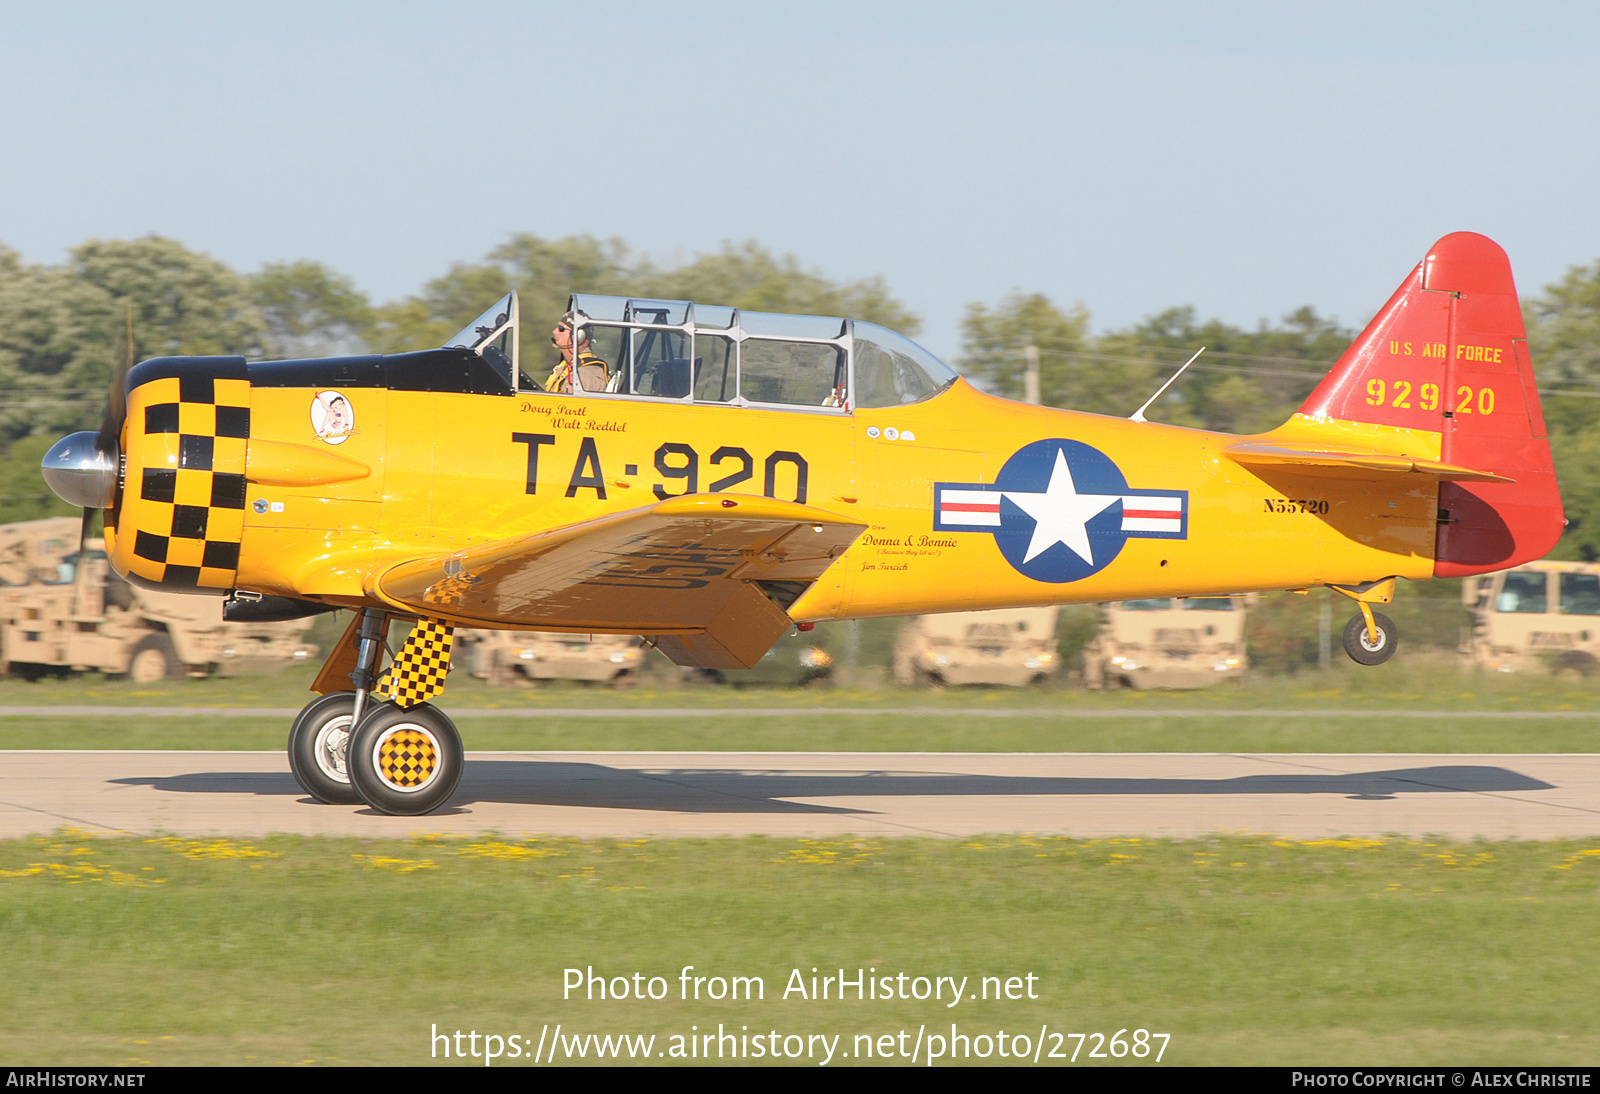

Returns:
128,634,181,683
346,702,463,816
1342,611,1398,666
287,692,364,804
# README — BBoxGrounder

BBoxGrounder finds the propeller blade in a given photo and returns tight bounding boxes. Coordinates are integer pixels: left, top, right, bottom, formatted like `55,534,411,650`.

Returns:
95,304,133,455
78,507,95,556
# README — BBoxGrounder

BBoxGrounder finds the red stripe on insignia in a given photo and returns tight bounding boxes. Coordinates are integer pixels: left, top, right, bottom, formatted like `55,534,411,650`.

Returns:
942,502,1001,513
1122,509,1178,520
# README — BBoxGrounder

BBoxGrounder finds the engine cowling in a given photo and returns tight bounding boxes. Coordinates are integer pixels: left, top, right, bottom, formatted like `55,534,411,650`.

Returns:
112,356,252,593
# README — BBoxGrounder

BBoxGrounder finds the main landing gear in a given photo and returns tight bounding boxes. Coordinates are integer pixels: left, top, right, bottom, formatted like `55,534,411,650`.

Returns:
287,608,463,816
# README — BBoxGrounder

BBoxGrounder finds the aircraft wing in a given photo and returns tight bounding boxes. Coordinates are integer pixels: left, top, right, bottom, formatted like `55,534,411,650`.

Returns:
1223,442,1514,483
368,493,866,669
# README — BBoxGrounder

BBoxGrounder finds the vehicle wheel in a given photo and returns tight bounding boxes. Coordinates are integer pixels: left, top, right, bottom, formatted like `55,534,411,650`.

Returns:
346,702,464,816
1342,611,1398,666
1554,650,1598,678
610,669,638,690
287,692,364,805
128,634,181,683
485,653,516,688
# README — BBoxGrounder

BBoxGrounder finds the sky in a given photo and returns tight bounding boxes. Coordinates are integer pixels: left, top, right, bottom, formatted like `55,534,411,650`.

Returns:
3,1,1599,359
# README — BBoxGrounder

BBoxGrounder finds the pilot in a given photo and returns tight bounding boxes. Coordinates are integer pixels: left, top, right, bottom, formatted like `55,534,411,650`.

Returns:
544,320,610,394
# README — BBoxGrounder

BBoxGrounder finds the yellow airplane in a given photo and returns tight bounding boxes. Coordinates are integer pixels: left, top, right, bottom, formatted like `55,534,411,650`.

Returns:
40,232,1562,815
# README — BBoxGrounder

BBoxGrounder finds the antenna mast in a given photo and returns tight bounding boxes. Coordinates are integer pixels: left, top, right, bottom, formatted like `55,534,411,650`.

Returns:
1129,347,1205,423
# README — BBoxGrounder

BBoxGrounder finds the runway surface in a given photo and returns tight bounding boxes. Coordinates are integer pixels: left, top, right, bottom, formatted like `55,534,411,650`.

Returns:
5,750,1600,840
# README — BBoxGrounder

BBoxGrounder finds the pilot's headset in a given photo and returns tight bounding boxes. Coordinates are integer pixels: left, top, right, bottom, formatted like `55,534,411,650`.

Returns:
555,312,596,349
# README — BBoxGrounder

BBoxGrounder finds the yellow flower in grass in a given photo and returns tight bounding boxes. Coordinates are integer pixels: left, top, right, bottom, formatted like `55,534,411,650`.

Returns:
1553,849,1600,871
351,854,436,872
146,837,279,861
457,839,570,861
778,839,879,865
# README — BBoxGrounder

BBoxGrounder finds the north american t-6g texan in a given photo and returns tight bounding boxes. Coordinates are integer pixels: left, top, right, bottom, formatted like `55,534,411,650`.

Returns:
41,232,1562,815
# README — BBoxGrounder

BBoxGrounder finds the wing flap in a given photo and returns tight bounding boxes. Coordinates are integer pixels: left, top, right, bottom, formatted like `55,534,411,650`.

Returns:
369,493,866,645
1224,442,1514,483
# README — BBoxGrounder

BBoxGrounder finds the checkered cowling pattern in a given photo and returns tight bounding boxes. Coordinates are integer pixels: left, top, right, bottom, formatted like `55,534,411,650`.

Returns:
118,372,250,590
374,618,455,709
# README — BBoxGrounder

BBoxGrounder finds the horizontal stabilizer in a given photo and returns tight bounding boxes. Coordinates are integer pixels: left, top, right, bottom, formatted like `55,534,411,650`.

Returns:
1224,442,1513,484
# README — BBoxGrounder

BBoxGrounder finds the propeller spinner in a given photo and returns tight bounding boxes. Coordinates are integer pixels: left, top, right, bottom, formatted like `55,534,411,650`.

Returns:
42,315,130,536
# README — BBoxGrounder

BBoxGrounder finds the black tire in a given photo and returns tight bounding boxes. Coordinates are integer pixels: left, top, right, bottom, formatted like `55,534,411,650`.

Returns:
1555,650,1599,678
346,702,463,816
287,692,364,805
128,634,181,682
1342,611,1398,666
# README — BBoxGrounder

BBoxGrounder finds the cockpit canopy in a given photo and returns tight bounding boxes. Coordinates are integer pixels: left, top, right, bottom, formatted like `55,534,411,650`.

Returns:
446,292,522,389
444,290,959,411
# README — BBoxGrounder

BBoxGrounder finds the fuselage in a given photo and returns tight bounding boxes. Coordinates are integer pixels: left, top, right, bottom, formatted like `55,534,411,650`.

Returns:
105,349,1437,631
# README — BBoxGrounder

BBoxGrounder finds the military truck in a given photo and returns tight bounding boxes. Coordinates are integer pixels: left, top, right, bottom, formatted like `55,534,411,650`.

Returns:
1082,596,1248,689
892,608,1060,687
458,628,647,687
705,629,835,688
0,517,317,681
1460,562,1600,674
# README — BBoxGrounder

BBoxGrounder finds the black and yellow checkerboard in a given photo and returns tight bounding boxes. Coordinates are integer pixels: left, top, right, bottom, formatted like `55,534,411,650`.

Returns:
374,618,455,708
119,371,250,590
375,728,438,789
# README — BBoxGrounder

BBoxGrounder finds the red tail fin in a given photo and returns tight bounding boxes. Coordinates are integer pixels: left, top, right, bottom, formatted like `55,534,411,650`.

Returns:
1297,232,1562,577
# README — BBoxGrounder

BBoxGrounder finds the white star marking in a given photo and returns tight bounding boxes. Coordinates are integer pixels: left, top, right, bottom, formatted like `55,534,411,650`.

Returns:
1002,449,1122,564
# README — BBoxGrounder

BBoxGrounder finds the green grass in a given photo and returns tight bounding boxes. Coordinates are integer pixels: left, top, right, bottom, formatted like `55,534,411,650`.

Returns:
0,649,1598,712
4,832,1600,1066
1,651,1598,752
7,709,1600,754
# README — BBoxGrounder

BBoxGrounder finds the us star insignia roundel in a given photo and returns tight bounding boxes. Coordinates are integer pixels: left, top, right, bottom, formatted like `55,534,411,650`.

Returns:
933,438,1188,583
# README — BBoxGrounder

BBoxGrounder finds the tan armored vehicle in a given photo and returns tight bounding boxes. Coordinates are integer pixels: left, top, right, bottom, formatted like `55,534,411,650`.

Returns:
1461,562,1600,674
0,517,317,681
893,608,1060,687
458,628,646,687
1083,596,1248,689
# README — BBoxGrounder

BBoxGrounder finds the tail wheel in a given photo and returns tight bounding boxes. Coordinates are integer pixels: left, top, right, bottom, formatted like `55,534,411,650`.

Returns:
1342,611,1398,666
346,702,463,816
128,634,181,683
287,691,364,805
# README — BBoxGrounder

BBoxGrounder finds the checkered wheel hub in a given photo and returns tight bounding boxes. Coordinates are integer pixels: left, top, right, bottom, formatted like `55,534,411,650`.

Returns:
372,725,441,792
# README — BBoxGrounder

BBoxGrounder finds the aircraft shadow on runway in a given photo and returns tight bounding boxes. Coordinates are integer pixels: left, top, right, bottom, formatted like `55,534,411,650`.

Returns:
108,763,1556,814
